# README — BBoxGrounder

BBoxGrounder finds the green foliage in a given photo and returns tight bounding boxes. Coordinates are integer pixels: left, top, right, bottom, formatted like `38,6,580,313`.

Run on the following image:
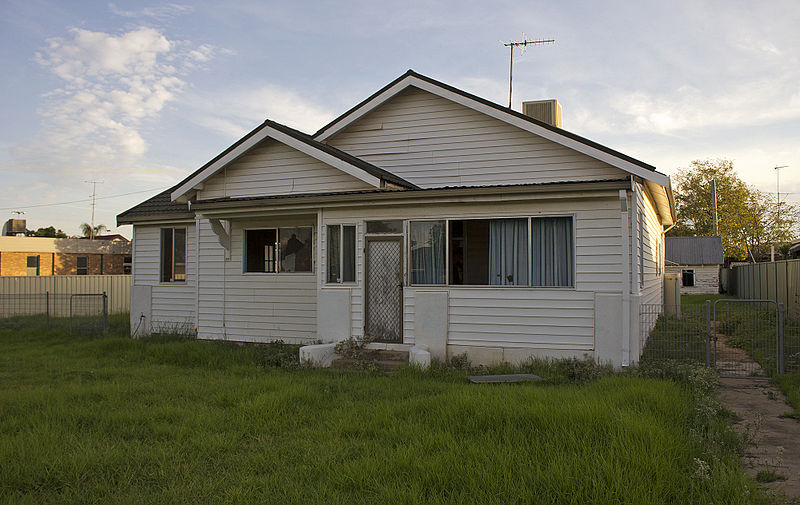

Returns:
670,158,798,260
755,470,786,483
25,226,68,238
80,222,108,238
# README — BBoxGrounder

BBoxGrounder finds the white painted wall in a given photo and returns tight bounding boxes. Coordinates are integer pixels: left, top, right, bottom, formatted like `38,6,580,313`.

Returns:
131,223,196,333
320,191,623,362
665,264,720,295
326,86,627,189
196,215,318,343
197,138,374,200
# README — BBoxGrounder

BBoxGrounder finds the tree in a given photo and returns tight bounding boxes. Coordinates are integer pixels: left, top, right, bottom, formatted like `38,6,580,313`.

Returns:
669,159,797,261
80,223,108,239
25,226,68,238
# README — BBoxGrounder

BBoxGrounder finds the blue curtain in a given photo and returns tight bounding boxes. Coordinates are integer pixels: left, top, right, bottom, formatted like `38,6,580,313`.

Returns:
488,219,528,285
410,221,445,284
532,217,573,287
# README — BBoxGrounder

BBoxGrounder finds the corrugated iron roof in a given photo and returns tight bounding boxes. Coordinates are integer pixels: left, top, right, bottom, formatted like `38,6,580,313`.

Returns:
665,236,724,265
117,188,193,225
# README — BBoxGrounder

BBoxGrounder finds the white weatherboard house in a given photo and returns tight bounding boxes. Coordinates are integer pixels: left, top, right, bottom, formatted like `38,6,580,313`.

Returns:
118,70,675,367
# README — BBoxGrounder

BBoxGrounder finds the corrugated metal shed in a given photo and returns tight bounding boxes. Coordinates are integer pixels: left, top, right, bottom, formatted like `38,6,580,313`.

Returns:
665,236,724,265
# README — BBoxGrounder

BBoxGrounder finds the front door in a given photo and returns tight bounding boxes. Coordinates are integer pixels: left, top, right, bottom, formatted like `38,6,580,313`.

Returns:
365,237,403,342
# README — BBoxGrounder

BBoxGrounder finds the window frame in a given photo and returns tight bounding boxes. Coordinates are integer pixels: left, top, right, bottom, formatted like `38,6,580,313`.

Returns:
160,227,187,283
682,269,695,287
26,255,40,276
76,256,89,276
326,223,357,285
407,214,576,289
242,226,314,275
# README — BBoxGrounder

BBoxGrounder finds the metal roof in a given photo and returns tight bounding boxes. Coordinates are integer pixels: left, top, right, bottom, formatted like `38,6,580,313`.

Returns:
117,188,193,225
665,236,724,265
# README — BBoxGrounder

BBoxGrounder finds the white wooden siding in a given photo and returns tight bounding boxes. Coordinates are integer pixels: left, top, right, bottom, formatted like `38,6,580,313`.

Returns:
197,138,374,200
196,216,318,343
666,264,720,295
327,86,626,188
637,184,663,306
321,192,622,351
132,224,196,331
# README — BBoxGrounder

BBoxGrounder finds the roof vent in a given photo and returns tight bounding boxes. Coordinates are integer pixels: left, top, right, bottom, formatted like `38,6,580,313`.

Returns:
522,99,562,128
2,219,26,236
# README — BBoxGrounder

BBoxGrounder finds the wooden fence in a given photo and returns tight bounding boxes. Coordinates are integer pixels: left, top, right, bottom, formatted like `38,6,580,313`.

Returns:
0,275,131,314
729,260,800,316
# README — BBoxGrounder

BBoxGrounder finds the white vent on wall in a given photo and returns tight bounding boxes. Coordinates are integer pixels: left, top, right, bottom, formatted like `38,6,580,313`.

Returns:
522,99,562,128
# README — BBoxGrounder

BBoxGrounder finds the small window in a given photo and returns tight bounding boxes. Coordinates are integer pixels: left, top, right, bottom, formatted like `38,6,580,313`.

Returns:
682,269,695,287
327,224,356,283
409,220,446,285
245,227,313,273
26,255,40,276
531,217,574,287
77,256,88,275
123,256,132,275
161,228,187,282
366,220,403,234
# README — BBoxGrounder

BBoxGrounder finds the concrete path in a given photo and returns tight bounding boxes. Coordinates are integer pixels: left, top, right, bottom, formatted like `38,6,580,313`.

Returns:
718,378,800,503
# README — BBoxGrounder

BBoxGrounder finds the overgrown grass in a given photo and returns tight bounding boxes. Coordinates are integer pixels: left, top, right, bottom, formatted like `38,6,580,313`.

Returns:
0,330,772,504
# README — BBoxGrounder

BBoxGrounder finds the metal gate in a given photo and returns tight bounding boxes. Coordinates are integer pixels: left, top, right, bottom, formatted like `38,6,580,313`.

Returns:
711,299,784,378
365,237,403,342
640,299,792,378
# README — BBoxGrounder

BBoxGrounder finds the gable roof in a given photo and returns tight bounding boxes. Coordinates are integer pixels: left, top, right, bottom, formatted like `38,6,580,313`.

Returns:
170,119,417,202
314,70,669,187
665,236,724,265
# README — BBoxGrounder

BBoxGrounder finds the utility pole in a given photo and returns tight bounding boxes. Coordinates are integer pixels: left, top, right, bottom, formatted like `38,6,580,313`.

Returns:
711,179,718,236
774,165,787,261
502,35,554,109
84,180,104,239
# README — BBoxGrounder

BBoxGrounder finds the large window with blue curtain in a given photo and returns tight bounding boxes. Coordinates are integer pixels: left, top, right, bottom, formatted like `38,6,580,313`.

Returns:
409,216,573,287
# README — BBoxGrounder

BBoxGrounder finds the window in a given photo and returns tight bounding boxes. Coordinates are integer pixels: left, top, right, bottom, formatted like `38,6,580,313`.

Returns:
682,269,695,287
409,216,574,287
366,220,403,234
327,225,356,283
531,217,573,287
123,256,132,275
245,227,312,273
160,228,186,282
449,219,528,286
410,220,446,285
26,255,40,276
77,256,88,275
638,209,644,288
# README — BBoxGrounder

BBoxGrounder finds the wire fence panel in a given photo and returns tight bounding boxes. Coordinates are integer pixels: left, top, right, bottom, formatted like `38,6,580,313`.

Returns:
785,313,800,374
0,292,108,336
712,300,776,378
640,303,708,365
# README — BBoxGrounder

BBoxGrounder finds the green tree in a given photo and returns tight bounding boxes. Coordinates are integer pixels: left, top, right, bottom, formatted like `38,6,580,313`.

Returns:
669,159,797,260
25,226,68,238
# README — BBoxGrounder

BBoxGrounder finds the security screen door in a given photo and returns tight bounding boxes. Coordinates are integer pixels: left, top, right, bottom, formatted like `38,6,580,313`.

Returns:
365,237,403,342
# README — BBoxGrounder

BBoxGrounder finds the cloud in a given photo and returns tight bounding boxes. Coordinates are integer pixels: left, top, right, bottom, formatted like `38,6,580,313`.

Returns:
184,84,337,138
108,3,193,20
13,27,216,170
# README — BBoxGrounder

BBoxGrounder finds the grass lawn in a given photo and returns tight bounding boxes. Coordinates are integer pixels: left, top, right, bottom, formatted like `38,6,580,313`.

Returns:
1,326,772,504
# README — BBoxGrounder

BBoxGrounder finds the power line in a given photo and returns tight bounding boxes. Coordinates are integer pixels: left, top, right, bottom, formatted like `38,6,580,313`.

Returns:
0,187,165,211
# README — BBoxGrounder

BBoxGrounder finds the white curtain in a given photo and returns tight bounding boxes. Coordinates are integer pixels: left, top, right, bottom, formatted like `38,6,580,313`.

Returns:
532,217,573,287
410,221,445,284
488,219,528,285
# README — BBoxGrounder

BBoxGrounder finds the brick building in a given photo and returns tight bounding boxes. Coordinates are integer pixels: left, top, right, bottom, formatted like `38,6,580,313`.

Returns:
0,236,131,276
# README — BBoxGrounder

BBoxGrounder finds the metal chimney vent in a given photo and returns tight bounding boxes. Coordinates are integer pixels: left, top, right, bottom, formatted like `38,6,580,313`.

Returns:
522,99,562,128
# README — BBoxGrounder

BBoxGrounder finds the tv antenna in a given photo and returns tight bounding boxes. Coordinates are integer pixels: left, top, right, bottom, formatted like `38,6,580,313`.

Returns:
84,180,104,239
502,34,554,108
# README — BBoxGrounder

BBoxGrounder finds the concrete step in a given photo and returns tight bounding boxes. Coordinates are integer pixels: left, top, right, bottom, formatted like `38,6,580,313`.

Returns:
332,349,408,372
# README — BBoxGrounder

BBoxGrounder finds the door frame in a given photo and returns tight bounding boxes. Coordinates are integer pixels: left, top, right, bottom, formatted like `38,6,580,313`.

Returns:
364,235,404,342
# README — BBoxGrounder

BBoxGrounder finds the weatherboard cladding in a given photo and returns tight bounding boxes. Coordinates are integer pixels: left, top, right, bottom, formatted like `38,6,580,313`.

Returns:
665,236,724,265
315,70,658,174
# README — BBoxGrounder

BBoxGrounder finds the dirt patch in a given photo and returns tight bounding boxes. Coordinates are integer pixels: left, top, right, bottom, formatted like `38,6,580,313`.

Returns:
718,377,800,502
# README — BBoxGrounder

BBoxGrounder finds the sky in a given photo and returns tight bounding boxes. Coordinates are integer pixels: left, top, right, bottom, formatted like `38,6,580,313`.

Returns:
1,0,798,239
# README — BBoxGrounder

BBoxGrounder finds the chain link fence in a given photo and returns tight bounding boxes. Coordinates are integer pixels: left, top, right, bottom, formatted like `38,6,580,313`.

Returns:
0,292,108,337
